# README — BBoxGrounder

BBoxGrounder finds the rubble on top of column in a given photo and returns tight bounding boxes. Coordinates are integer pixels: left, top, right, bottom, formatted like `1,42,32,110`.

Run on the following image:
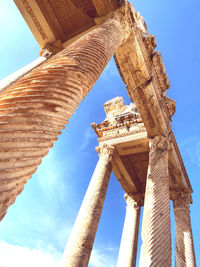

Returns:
91,97,146,141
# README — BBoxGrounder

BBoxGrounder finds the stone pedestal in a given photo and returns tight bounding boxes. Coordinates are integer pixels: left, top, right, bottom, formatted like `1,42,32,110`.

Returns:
172,190,196,267
117,194,142,267
139,136,171,266
61,145,114,267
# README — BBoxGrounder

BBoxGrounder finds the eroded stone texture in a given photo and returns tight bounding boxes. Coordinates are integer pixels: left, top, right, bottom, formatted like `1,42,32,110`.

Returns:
60,144,114,267
92,96,145,140
172,190,196,267
0,18,124,220
139,135,171,267
117,193,142,267
114,5,175,138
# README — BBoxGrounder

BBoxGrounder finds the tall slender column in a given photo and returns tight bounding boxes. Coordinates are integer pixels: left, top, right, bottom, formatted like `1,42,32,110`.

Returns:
139,135,171,267
61,144,114,267
117,193,143,267
0,15,125,220
172,190,196,267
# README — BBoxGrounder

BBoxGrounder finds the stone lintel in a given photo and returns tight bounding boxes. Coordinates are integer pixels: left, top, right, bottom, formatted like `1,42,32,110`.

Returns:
114,5,175,138
170,132,192,192
92,0,123,17
125,193,144,207
14,0,125,49
14,0,56,48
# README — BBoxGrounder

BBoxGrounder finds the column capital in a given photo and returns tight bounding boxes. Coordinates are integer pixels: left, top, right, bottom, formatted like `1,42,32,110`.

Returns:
124,193,144,208
95,2,132,43
171,189,191,208
149,135,171,154
95,144,115,161
39,40,63,58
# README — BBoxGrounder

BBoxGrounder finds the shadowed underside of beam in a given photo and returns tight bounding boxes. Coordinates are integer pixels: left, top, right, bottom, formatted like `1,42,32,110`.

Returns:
0,18,124,220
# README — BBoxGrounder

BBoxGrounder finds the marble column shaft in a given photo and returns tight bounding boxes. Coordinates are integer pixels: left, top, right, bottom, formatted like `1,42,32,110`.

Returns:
0,16,125,220
173,191,196,267
61,145,114,267
139,135,171,267
117,194,141,267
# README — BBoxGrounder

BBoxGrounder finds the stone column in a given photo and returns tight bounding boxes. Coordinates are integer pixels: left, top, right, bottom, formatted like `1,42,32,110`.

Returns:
172,190,196,267
61,144,114,267
117,193,142,267
139,135,171,266
0,13,126,220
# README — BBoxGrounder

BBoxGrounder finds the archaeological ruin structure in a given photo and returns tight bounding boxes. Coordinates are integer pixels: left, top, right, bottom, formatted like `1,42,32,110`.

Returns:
0,0,196,266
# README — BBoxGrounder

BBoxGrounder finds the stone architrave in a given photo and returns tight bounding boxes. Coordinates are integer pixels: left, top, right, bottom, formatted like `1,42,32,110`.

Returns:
0,14,126,220
60,144,114,267
172,190,196,267
117,193,142,267
139,135,171,266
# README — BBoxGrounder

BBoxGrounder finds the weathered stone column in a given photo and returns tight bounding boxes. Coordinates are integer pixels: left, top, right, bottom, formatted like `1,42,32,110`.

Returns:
61,144,114,267
117,193,142,267
0,12,126,220
172,190,196,267
139,135,171,267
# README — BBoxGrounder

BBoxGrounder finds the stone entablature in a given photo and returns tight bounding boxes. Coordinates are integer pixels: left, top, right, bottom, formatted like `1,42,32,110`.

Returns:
91,97,146,141
115,4,176,137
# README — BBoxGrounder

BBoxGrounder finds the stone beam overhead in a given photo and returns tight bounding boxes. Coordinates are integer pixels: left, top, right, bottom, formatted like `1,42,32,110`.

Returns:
114,4,176,137
92,0,123,16
14,0,57,48
14,0,124,48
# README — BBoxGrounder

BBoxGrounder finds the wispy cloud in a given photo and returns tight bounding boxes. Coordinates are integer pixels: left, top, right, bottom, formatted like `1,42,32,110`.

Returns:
0,241,61,267
179,136,200,167
79,127,96,152
0,240,117,267
89,247,116,267
35,150,74,203
101,58,120,81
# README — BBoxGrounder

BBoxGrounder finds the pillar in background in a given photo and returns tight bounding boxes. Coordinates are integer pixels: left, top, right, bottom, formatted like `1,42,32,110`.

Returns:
139,135,171,266
172,190,196,267
117,193,143,267
0,15,125,220
61,144,114,267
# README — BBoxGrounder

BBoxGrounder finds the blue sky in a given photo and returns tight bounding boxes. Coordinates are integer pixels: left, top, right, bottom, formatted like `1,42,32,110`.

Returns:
0,1,200,266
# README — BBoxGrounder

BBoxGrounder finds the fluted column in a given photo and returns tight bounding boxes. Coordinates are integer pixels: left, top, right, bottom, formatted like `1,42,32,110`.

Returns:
139,135,171,267
0,14,125,220
117,193,143,267
61,144,114,267
172,190,196,267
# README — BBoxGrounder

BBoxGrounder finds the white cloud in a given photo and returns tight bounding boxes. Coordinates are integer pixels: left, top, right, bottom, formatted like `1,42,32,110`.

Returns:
179,136,200,168
89,248,116,267
0,236,117,267
101,58,120,81
0,241,117,267
0,241,61,267
35,150,71,203
79,127,96,151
